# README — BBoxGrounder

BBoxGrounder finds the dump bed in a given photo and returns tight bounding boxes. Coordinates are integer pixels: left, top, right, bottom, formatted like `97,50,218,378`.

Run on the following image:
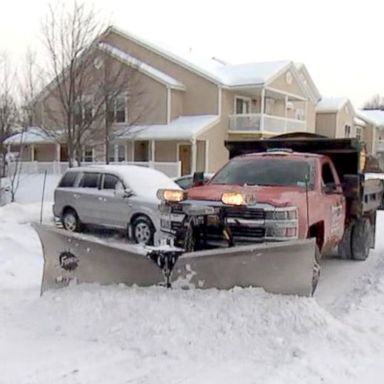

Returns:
225,134,383,216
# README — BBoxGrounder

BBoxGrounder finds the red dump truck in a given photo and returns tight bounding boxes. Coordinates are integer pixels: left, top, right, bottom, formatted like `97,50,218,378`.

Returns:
159,134,383,261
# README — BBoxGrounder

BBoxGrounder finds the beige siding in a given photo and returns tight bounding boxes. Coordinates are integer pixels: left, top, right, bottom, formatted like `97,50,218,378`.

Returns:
268,69,306,98
131,71,167,124
155,141,177,162
170,90,184,120
198,120,228,173
306,102,316,133
316,113,337,137
363,124,376,156
336,103,355,138
35,144,56,161
196,140,206,172
102,30,219,115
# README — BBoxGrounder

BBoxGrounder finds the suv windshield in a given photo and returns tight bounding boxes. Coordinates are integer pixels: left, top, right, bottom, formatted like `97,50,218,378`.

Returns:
210,157,313,187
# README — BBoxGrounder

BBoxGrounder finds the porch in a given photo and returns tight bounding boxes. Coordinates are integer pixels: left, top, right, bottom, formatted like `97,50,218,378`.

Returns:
228,87,308,135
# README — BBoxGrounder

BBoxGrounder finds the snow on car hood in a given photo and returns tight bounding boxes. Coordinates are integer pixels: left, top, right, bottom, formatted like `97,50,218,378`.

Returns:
117,165,180,201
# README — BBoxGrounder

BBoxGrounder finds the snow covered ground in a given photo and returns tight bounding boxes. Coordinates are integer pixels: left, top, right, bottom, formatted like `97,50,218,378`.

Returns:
1,174,384,383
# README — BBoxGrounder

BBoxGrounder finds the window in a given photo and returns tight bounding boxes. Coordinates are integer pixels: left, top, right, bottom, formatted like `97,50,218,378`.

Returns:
115,96,126,123
321,163,335,186
356,127,362,141
74,97,94,125
58,171,78,188
235,97,250,114
108,144,126,162
108,96,126,123
108,144,115,163
82,146,94,163
117,145,125,162
264,98,275,115
295,108,305,121
103,174,120,190
210,158,313,188
79,173,99,188
345,125,351,138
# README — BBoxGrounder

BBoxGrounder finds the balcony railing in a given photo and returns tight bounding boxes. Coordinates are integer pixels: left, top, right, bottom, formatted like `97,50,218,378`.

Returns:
376,140,384,152
229,113,306,134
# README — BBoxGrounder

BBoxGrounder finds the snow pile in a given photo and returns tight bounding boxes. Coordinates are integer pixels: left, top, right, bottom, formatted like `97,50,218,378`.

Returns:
1,175,384,383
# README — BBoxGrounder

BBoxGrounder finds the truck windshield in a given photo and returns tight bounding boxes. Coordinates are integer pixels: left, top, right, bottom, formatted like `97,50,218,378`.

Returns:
210,157,313,187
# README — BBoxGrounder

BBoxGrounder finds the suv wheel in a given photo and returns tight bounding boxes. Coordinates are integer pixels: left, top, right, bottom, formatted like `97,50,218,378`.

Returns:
132,216,154,245
62,208,82,232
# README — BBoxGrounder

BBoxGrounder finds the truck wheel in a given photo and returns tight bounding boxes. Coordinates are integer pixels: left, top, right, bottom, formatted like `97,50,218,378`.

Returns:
351,218,372,261
132,216,155,246
338,224,353,259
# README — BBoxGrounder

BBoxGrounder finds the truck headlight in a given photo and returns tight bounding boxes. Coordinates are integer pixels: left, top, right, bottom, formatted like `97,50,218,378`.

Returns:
221,192,245,206
157,189,186,202
265,207,298,220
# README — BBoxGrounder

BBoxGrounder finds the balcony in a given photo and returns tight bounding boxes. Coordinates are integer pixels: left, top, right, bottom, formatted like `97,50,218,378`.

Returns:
376,140,384,152
229,113,306,134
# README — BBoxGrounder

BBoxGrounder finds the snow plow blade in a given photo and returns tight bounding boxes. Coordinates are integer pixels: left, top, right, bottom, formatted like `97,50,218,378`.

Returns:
34,224,164,294
34,224,317,296
172,239,317,296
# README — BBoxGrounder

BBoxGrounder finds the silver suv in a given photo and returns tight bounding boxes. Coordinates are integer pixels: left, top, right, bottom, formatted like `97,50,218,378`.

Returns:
53,165,180,245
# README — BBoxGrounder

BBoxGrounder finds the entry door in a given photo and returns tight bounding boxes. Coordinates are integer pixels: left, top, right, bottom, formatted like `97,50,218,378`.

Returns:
179,144,191,176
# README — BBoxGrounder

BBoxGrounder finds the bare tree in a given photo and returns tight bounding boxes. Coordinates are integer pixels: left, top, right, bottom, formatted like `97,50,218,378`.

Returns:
0,54,19,179
93,48,147,163
364,94,384,110
41,0,102,166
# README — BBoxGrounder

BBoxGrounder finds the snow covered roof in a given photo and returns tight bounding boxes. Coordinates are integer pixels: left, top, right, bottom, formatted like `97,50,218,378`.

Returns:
354,117,367,127
116,115,219,141
105,27,298,88
357,110,384,127
97,43,186,91
211,61,291,87
5,127,58,145
316,97,351,113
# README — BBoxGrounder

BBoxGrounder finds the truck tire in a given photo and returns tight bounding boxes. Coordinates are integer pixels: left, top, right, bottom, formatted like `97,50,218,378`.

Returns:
338,224,353,259
351,218,372,261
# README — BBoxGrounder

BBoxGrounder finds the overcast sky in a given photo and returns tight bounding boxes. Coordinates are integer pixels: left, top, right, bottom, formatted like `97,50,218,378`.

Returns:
0,0,382,107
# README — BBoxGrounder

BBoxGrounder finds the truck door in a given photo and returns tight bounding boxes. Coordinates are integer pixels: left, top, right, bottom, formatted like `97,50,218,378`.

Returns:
321,161,345,248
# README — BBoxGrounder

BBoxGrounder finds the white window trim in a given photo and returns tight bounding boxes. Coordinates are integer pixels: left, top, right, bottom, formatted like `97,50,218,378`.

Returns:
234,95,252,114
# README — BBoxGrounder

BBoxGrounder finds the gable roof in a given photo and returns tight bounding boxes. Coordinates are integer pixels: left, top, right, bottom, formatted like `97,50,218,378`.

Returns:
106,26,313,92
357,109,384,127
97,42,185,90
316,97,353,113
295,63,321,103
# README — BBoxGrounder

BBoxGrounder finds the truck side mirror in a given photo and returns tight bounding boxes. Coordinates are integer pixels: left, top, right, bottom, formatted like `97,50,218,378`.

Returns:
323,182,341,194
192,172,205,187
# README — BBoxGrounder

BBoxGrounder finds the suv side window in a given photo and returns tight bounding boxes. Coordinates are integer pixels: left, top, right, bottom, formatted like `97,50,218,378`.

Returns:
103,174,121,189
58,171,78,188
79,172,100,188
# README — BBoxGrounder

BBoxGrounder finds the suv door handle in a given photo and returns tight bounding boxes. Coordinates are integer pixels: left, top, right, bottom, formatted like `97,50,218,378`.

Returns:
73,194,80,199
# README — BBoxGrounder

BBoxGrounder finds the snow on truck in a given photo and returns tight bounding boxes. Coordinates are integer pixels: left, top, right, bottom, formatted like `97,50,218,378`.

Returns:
33,133,384,297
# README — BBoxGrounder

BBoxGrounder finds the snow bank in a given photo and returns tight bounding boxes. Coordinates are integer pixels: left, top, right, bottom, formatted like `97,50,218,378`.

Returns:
1,174,384,383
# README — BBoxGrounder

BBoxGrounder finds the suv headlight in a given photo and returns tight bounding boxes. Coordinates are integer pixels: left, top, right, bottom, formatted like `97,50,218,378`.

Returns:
157,189,186,202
